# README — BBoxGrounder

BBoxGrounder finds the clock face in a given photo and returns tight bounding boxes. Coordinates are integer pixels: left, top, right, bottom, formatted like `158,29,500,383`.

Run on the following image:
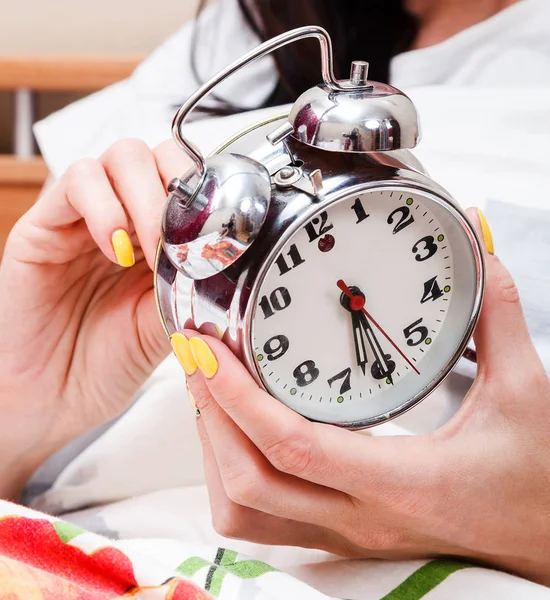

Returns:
250,187,480,427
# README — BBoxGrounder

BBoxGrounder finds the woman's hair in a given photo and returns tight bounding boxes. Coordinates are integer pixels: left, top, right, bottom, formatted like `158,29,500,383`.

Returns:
192,0,418,114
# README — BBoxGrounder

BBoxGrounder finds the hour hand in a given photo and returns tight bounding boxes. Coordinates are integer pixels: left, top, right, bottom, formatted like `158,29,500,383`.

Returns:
359,312,396,383
352,310,369,375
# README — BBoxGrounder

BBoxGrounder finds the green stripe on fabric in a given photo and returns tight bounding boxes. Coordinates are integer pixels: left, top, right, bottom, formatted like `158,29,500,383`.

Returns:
53,521,86,543
208,564,227,597
381,560,473,600
205,548,225,594
219,549,238,566
175,556,211,577
227,559,277,579
176,548,278,597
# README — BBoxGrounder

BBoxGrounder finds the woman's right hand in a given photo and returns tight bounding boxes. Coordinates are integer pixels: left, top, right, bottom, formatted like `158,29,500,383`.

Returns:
185,210,550,585
0,139,189,499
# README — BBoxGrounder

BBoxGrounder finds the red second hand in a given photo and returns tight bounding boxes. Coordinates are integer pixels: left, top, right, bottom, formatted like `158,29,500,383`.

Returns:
337,279,420,375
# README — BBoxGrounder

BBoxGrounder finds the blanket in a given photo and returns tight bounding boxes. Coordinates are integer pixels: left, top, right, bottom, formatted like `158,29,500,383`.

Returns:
2,500,548,599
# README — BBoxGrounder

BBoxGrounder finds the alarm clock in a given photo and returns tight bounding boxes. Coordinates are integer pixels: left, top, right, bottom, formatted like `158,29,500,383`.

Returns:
155,26,484,429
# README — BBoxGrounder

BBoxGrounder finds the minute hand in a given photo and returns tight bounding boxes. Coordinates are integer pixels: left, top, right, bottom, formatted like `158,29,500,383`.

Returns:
352,310,369,375
358,312,395,383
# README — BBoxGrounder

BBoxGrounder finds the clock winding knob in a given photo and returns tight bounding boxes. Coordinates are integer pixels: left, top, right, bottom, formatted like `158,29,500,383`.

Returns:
349,60,370,87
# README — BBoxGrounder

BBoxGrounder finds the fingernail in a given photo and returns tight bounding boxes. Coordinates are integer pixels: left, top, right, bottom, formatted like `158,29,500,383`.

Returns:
189,337,218,378
171,333,198,376
111,229,135,267
477,209,494,255
215,325,224,340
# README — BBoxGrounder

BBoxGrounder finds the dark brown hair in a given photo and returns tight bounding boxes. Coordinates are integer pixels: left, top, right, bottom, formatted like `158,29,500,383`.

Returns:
192,0,418,114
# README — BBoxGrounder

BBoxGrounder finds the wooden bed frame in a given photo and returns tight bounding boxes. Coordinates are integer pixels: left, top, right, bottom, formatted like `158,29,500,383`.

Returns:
0,54,144,255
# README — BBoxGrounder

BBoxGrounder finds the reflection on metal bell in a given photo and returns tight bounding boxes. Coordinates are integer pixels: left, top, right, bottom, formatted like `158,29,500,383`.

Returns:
287,61,421,153
161,153,272,280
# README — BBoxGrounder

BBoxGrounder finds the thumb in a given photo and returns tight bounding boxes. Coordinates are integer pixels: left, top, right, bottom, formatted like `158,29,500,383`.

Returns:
467,207,536,375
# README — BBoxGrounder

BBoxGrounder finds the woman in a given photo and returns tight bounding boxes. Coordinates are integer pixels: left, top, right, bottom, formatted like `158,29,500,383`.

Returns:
1,0,550,598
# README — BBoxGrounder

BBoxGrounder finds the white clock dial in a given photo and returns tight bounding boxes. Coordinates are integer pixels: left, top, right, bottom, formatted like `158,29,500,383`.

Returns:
250,187,478,426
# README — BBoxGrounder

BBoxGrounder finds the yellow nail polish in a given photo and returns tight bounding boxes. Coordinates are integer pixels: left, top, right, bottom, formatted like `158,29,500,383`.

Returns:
189,337,219,379
111,229,135,267
477,209,494,255
171,333,198,376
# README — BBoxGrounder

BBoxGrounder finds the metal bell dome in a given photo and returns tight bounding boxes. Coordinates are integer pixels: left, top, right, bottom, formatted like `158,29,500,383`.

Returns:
288,61,421,153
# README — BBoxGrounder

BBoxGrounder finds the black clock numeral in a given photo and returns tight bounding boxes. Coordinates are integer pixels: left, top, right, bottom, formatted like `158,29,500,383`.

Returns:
420,276,445,304
387,206,414,234
304,211,333,242
293,360,320,387
412,236,438,262
275,244,305,276
351,198,370,224
263,335,290,361
327,367,352,394
403,318,429,347
258,287,292,319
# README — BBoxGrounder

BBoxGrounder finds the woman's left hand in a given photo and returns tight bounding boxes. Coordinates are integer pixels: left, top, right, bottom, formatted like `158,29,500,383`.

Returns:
179,209,550,585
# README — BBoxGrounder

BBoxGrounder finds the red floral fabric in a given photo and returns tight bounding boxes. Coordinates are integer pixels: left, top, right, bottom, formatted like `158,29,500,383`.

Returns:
0,515,211,599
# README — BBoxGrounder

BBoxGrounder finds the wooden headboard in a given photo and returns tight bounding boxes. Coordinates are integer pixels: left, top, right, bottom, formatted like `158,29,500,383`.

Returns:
0,54,144,255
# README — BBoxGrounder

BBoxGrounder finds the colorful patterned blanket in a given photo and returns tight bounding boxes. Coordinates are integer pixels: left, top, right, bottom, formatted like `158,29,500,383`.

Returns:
2,499,550,599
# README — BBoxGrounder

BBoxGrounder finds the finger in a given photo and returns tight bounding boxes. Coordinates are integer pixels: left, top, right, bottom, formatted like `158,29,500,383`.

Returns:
467,207,538,375
187,369,355,534
19,158,133,266
185,332,435,503
194,395,355,552
100,139,167,269
153,139,193,190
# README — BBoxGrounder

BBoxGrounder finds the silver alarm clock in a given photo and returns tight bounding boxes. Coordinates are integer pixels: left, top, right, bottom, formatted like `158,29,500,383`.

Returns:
155,26,484,429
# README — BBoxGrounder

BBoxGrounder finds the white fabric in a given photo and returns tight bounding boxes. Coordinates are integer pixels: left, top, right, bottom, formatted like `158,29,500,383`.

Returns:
28,0,550,597
34,0,277,179
391,0,550,87
34,0,550,179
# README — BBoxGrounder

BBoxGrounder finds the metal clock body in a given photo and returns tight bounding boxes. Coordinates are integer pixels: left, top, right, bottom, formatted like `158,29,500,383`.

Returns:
155,27,485,430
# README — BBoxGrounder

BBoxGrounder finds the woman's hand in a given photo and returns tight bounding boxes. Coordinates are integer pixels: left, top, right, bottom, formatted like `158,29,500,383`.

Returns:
183,209,550,585
0,139,188,498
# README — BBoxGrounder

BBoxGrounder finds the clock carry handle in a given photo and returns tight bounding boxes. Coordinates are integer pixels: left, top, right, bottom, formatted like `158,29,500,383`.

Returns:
171,25,345,174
